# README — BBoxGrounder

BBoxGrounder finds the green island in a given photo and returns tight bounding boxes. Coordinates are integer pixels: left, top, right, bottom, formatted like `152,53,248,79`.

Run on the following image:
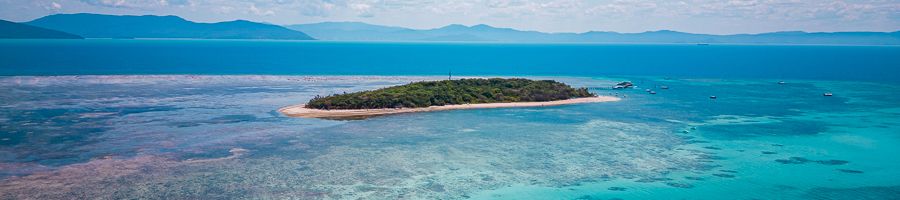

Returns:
305,78,595,110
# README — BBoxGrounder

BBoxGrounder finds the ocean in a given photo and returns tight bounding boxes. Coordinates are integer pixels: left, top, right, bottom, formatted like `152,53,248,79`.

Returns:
1,39,899,199
1,39,899,81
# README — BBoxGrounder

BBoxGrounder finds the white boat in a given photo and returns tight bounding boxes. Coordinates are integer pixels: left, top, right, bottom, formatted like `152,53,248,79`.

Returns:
824,92,833,96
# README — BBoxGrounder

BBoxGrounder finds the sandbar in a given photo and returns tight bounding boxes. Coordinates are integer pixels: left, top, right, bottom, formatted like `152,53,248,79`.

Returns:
279,96,621,119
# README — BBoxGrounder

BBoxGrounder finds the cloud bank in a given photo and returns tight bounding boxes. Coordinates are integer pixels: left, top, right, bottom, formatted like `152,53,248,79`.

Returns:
2,0,898,34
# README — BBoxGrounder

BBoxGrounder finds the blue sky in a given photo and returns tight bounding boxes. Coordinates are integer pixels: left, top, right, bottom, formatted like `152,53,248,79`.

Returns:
2,0,899,34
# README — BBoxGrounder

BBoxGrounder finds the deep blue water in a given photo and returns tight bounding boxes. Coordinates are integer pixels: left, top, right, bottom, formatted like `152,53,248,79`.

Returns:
1,39,899,81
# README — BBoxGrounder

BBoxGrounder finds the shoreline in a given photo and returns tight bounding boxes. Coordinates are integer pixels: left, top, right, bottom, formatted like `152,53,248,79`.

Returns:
279,96,621,119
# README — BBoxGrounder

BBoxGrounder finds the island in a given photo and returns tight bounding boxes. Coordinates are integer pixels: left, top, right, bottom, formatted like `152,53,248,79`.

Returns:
0,19,82,39
25,14,315,40
279,78,620,119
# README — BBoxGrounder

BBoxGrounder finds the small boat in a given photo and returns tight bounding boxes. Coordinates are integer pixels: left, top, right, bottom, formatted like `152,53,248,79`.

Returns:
709,96,717,99
697,43,710,46
613,81,634,89
778,81,785,85
646,89,651,92
823,92,833,96
660,85,669,89
649,91,657,94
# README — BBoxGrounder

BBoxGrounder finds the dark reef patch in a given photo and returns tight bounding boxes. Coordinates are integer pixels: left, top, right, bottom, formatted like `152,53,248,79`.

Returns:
776,157,811,164
775,157,849,165
817,160,850,165
666,182,694,189
635,177,673,183
698,154,727,160
837,169,864,174
713,174,736,178
684,176,705,181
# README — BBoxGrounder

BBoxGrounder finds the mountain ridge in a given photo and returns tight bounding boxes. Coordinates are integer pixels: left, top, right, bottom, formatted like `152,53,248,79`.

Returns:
6,13,898,44
289,22,900,45
27,13,314,40
0,19,82,39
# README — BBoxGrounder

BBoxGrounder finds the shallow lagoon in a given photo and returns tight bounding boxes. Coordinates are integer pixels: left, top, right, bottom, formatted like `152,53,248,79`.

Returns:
1,75,899,199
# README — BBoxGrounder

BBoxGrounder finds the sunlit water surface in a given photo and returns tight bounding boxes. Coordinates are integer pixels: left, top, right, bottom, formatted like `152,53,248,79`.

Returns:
1,75,899,199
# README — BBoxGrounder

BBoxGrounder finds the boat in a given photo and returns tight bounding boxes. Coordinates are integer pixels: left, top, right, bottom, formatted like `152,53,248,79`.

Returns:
646,89,651,92
709,96,717,99
660,85,669,89
649,91,657,94
823,92,833,96
613,81,634,90
778,81,785,85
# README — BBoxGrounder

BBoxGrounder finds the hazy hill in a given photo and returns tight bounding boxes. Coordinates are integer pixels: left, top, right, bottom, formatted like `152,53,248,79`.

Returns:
0,19,82,39
28,13,314,40
289,22,900,45
287,22,423,41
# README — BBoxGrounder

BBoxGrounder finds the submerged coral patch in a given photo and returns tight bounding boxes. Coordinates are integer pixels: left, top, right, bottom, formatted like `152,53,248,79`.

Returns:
684,176,705,181
665,182,695,189
776,157,812,164
837,169,864,174
775,157,849,166
712,174,736,178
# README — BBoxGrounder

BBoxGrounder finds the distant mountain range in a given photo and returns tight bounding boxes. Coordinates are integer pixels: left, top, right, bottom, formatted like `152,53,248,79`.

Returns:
287,22,554,42
290,22,900,45
23,13,314,40
0,19,81,39
2,14,898,44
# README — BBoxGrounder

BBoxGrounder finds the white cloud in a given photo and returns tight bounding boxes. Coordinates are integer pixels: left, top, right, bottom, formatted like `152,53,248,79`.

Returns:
249,4,274,16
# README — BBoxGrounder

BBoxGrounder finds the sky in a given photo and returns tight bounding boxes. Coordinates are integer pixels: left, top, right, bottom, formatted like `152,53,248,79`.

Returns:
1,0,899,34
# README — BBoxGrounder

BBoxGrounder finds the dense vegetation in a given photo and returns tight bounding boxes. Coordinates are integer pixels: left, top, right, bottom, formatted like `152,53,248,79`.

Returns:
306,78,595,110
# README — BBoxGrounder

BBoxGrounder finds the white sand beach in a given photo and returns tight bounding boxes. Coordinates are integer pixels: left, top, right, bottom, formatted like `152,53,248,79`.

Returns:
279,96,621,119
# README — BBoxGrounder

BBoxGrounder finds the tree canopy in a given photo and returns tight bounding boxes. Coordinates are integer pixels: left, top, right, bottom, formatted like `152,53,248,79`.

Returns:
306,78,594,110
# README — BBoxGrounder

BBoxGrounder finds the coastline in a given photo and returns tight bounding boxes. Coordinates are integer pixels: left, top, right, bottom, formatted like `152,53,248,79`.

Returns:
279,96,621,119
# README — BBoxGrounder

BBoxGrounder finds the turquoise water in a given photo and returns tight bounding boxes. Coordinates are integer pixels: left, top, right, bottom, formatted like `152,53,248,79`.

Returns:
1,76,898,199
1,40,900,199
